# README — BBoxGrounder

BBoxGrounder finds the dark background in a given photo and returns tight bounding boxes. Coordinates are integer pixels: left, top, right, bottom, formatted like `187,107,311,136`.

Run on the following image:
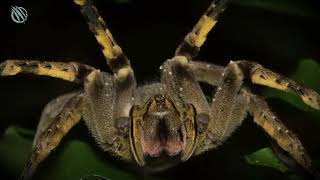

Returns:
0,0,320,179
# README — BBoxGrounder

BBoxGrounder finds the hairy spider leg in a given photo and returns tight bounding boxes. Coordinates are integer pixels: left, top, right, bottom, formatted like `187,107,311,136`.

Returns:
175,0,228,59
160,56,212,161
178,59,319,177
244,61,320,110
73,1,138,161
20,92,84,180
191,60,320,111
245,91,318,177
0,60,95,83
161,57,210,114
73,0,133,79
83,70,134,160
194,61,248,154
160,57,248,156
187,59,320,111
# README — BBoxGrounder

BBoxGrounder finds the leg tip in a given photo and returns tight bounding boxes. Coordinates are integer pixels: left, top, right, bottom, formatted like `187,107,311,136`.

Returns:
73,0,86,6
0,61,21,76
301,89,320,110
115,66,133,81
174,56,189,66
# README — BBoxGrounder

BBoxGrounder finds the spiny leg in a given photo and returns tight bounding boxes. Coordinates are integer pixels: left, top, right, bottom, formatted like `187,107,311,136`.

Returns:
194,61,249,155
182,60,320,155
160,56,210,115
33,92,82,145
244,90,319,177
161,58,248,157
175,0,228,59
83,70,136,163
180,60,320,173
73,0,132,76
160,57,213,161
181,59,320,110
0,60,95,83
181,60,224,85
167,59,319,174
189,58,318,175
187,57,318,175
74,0,140,137
21,92,84,180
236,60,320,110
72,0,137,160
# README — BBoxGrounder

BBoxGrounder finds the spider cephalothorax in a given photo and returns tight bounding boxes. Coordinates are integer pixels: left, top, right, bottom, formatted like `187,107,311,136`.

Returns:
1,0,319,179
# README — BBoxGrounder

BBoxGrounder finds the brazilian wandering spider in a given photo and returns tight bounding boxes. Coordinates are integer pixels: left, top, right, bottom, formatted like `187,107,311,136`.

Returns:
0,0,319,179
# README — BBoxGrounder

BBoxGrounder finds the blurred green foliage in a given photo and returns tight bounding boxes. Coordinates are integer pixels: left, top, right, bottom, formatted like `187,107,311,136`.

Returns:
0,127,137,180
245,147,288,173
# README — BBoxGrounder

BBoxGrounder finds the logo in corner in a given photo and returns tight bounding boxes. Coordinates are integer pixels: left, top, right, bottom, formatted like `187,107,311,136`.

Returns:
11,6,28,24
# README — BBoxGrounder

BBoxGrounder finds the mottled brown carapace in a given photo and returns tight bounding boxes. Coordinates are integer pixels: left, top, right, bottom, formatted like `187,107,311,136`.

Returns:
0,0,319,179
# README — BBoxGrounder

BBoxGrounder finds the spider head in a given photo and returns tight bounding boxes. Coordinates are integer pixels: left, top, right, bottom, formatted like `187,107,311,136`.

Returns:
130,95,197,168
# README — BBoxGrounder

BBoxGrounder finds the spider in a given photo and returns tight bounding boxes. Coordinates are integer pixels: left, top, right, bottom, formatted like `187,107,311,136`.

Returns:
0,0,319,179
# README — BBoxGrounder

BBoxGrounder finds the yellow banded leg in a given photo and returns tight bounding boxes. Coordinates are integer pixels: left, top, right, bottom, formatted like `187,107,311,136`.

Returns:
0,60,95,83
175,0,228,59
237,61,320,110
73,0,132,76
21,93,84,180
245,91,318,176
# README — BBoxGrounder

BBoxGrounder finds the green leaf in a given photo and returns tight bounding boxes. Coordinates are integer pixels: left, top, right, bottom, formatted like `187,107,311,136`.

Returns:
0,126,137,180
245,147,288,173
41,140,136,180
0,126,33,177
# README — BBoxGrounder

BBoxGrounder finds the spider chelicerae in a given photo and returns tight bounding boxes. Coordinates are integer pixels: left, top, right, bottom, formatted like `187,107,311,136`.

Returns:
1,0,319,179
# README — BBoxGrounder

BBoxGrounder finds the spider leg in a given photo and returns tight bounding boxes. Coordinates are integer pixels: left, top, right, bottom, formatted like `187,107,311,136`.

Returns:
161,57,214,160
175,0,228,59
173,59,225,85
235,60,320,110
73,0,132,75
183,60,320,110
0,60,95,83
72,0,137,158
21,91,84,180
182,60,319,176
161,57,246,152
193,61,249,154
161,56,210,114
83,70,136,163
244,90,319,177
